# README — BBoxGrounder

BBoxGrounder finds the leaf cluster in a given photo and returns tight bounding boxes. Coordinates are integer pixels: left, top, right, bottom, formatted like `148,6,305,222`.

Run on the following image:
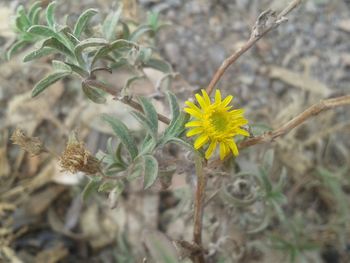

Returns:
8,1,172,100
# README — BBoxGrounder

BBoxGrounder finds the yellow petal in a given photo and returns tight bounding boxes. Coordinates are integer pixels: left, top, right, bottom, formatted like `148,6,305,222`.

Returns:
184,108,202,119
195,93,208,109
201,89,211,105
222,95,233,107
185,121,202,127
236,128,249,137
186,127,203,137
194,134,209,149
227,140,239,156
205,140,217,159
185,101,201,112
219,142,228,160
215,90,222,103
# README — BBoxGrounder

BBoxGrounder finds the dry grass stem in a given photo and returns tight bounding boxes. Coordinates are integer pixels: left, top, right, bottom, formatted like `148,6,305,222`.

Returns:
239,95,350,149
206,0,303,96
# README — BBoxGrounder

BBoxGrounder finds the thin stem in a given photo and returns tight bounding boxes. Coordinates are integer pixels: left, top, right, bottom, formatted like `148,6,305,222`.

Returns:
192,156,207,263
206,0,302,96
84,79,171,124
238,95,350,149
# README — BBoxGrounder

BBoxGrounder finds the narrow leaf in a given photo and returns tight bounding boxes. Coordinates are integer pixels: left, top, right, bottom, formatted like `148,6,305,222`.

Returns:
102,4,123,41
16,6,31,32
73,8,98,39
143,155,158,189
128,24,152,42
74,38,108,66
138,96,158,134
102,114,138,160
64,62,89,77
52,60,71,71
82,178,100,201
163,112,189,140
42,37,74,58
82,82,107,104
144,58,172,73
131,111,157,141
46,1,56,29
7,40,27,60
27,25,57,38
31,71,70,97
32,8,42,25
92,39,136,66
166,91,180,125
28,2,41,22
23,47,56,62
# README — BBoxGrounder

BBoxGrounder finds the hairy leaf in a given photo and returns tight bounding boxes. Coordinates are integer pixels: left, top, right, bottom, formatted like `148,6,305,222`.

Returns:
103,4,123,41
32,71,70,97
46,1,56,29
73,8,98,39
23,47,56,62
102,115,138,160
82,82,107,104
144,58,172,73
74,38,108,66
128,24,152,42
143,155,158,189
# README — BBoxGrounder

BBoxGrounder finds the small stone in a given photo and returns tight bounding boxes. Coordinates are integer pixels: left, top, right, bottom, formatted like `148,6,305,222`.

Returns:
164,42,181,64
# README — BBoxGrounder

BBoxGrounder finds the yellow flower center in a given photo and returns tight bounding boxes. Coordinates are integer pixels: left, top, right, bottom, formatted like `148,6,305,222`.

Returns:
210,110,228,133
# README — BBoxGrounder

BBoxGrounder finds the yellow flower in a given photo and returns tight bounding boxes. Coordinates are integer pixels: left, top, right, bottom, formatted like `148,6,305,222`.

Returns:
184,89,249,160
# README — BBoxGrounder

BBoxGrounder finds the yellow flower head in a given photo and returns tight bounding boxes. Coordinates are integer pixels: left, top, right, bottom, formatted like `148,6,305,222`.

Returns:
184,89,249,160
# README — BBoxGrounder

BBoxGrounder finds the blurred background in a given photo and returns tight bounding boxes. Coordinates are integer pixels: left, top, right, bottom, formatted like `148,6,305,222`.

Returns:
0,0,350,262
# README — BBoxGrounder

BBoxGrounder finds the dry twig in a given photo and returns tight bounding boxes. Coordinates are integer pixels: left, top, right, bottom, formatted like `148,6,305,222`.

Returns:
206,0,303,96
238,95,350,149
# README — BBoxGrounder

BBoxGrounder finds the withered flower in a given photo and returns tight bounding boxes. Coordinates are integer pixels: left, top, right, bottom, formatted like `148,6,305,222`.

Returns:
59,133,101,175
11,128,46,156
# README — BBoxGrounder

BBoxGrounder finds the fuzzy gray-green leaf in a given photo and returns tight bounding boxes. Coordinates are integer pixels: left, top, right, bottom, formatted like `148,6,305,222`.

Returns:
7,40,27,60
143,155,158,189
73,8,98,39
144,58,172,73
138,96,158,134
131,111,157,142
128,24,152,42
82,178,101,201
32,71,70,97
23,47,56,62
42,37,74,58
166,91,180,125
46,1,56,29
28,2,41,22
74,38,108,66
102,115,138,160
27,25,57,38
102,4,123,41
82,82,107,104
92,39,136,66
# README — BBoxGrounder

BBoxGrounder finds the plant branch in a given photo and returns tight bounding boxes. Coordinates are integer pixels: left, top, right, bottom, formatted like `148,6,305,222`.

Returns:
205,0,302,96
192,156,207,263
238,95,350,149
84,79,171,124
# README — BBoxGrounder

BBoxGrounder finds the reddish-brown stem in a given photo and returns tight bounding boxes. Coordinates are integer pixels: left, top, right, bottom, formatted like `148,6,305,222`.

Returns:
84,79,171,124
192,156,207,263
206,0,302,96
238,95,350,149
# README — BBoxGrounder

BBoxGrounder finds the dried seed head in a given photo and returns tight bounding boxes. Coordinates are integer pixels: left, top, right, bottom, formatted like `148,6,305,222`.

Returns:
59,133,101,175
11,128,46,156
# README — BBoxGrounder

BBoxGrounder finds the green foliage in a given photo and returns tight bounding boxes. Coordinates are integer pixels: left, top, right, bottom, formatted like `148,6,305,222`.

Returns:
8,2,172,102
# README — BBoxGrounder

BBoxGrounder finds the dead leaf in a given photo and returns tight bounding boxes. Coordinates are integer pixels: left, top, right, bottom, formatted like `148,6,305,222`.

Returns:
34,243,68,263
